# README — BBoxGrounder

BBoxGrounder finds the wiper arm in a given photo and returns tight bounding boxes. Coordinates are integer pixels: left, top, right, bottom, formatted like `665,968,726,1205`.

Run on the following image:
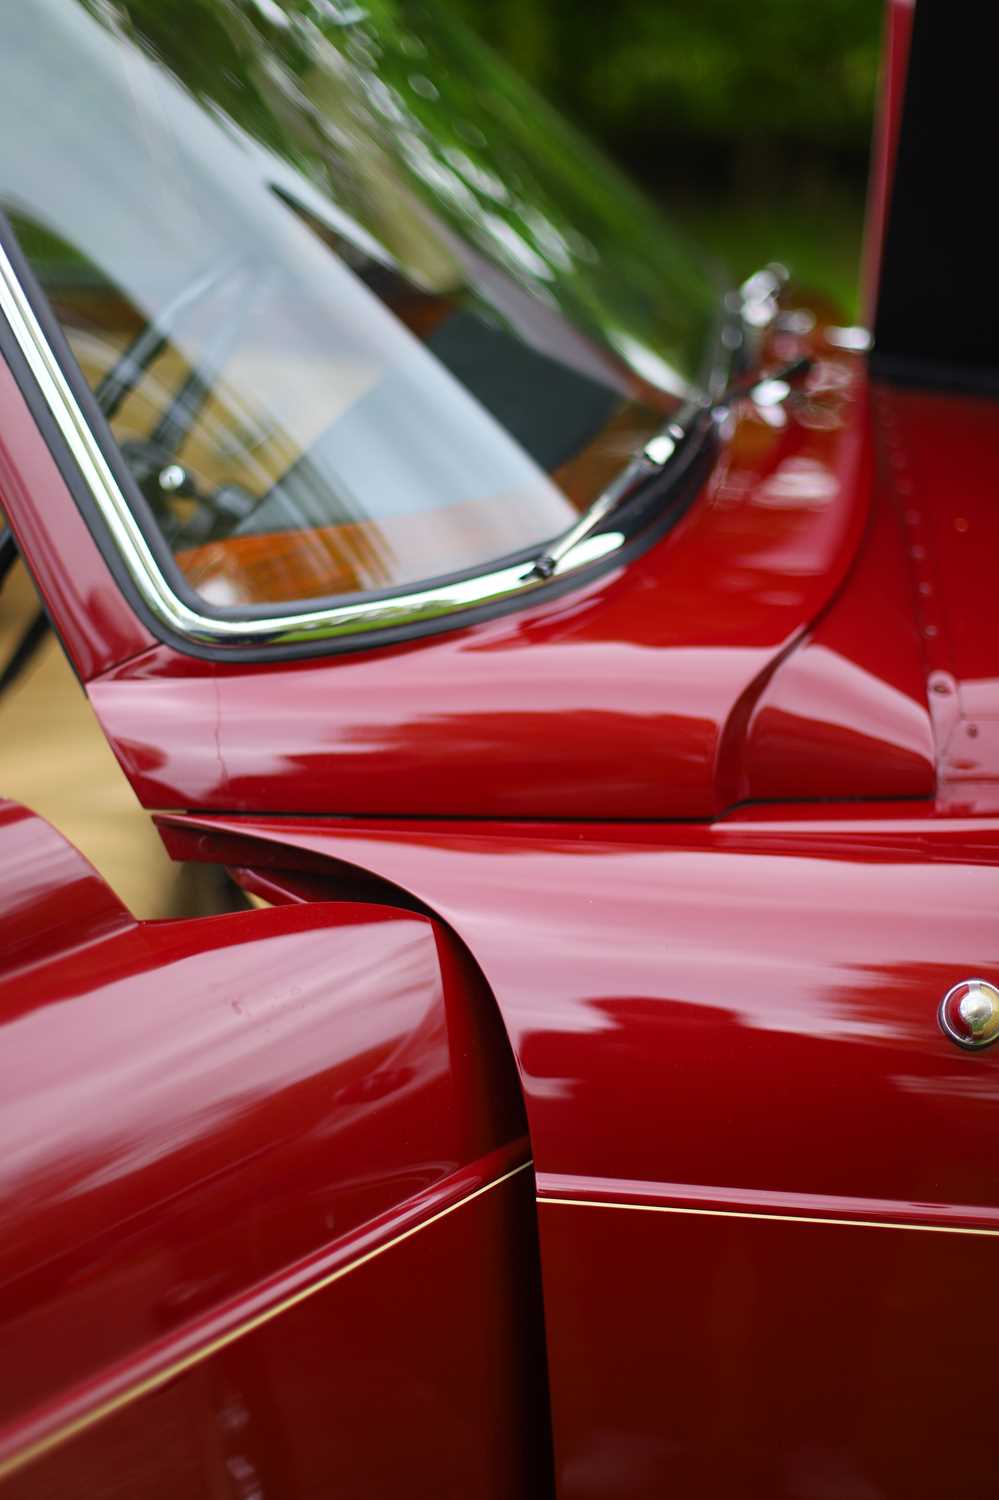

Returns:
528,356,811,582
528,398,709,580
720,355,811,411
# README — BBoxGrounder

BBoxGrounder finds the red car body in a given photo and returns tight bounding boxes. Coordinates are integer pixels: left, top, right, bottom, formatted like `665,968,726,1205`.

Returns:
1,1,997,1496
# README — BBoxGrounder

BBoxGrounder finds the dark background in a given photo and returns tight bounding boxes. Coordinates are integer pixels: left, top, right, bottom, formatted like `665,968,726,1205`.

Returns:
441,0,884,315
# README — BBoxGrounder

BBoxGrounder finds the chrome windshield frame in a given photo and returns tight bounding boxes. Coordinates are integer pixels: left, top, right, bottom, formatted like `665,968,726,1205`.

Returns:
0,234,725,655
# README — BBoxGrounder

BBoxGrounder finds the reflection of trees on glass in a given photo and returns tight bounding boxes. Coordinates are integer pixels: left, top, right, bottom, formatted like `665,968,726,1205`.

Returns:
79,0,718,397
445,0,880,180
9,0,730,609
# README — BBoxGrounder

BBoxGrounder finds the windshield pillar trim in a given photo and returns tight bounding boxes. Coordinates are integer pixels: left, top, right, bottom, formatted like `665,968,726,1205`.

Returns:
0,240,639,654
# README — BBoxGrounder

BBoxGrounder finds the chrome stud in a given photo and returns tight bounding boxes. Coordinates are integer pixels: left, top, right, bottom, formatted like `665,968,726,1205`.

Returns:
158,463,187,493
939,979,999,1050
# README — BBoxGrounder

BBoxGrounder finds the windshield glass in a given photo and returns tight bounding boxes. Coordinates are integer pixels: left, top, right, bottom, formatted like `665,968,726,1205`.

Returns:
0,0,719,610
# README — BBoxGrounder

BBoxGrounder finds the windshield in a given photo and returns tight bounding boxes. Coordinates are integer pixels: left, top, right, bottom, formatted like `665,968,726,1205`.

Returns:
0,0,719,610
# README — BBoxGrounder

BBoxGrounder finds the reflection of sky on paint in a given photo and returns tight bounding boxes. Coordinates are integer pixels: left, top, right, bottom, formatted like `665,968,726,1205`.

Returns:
756,457,840,509
769,645,932,753
1,919,438,1197
380,843,999,1052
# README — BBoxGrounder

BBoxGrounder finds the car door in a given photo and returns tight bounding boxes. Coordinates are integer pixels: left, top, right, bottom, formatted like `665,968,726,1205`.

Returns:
0,797,548,1497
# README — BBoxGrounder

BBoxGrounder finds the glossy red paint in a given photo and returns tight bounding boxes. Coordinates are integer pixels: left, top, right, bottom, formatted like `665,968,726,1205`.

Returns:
0,360,153,680
862,0,916,321
14,306,995,828
742,439,935,801
2,1165,543,1500
0,798,132,968
68,332,874,821
874,385,999,812
0,16,995,1495
157,805,999,1498
155,809,999,1202
8,277,962,823
745,374,999,809
540,1198,999,1499
0,803,543,1494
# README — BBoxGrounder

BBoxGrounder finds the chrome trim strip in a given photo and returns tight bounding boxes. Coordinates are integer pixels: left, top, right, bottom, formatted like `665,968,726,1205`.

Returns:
0,240,634,650
539,1194,999,1236
0,1160,533,1482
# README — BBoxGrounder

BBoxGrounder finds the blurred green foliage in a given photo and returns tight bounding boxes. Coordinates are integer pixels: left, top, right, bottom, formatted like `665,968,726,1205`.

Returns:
441,0,880,162
83,0,883,313
439,0,884,313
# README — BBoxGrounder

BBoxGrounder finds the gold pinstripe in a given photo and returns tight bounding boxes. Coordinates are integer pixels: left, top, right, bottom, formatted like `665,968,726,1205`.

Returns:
0,1161,533,1484
539,1193,999,1236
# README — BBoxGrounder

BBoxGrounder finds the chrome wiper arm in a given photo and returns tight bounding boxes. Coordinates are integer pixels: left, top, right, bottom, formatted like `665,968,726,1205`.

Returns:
528,401,707,580
719,354,811,412
528,355,811,583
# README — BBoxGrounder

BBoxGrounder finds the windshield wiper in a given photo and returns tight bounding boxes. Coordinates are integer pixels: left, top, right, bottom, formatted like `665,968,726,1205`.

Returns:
528,397,709,580
527,355,811,581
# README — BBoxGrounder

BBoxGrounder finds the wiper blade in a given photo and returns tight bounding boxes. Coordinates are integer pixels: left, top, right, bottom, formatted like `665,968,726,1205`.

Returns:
528,356,811,582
